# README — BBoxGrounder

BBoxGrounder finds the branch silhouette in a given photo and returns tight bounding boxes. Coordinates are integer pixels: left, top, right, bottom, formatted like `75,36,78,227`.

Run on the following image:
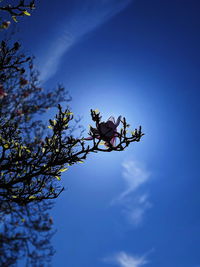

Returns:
0,9,144,265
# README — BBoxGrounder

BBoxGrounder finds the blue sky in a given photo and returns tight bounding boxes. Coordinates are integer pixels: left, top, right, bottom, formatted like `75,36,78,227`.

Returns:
11,0,200,266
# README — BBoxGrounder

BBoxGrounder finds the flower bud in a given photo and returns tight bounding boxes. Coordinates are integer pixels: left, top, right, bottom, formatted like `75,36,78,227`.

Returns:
1,21,11,29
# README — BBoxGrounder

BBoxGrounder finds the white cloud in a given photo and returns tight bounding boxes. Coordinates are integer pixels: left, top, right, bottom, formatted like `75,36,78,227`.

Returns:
111,159,151,226
39,0,133,81
104,251,148,267
119,160,150,200
124,193,152,226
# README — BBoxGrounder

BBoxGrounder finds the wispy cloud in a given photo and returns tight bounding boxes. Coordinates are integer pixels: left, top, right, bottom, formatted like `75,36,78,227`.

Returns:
111,159,151,226
119,160,150,200
39,0,133,81
103,251,148,267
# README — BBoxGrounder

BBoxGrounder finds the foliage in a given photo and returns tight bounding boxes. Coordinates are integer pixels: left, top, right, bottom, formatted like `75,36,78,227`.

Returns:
0,37,82,266
0,106,144,207
0,200,55,266
0,0,36,28
0,2,144,265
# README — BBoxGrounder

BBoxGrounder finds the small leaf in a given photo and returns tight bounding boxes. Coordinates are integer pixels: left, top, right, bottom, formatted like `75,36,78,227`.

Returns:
29,195,36,199
55,176,61,180
78,161,84,163
21,218,25,222
12,196,18,198
12,16,18,22
99,142,105,145
23,10,31,16
94,109,99,113
50,187,55,192
59,168,68,172
4,144,9,149
48,125,53,129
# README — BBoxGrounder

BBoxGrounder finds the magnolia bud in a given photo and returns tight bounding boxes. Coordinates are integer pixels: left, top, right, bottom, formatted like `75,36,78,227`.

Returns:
1,21,11,29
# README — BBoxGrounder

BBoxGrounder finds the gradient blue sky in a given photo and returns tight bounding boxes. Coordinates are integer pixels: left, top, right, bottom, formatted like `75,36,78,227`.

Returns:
12,0,200,266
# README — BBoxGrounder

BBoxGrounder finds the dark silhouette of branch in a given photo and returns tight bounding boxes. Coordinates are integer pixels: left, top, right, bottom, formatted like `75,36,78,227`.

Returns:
0,0,36,27
0,104,144,205
0,200,55,266
0,37,85,266
0,32,144,266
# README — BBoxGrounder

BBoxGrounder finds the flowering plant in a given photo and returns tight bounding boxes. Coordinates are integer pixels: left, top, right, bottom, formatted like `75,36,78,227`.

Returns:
84,112,121,147
84,109,143,149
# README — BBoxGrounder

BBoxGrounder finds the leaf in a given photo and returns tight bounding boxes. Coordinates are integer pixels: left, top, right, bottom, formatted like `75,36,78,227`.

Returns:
50,187,55,192
59,168,68,172
12,196,18,198
48,125,53,129
12,16,18,22
29,195,36,199
94,109,99,113
21,218,25,222
23,10,31,16
55,176,61,180
99,142,105,145
3,144,9,149
78,161,84,163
